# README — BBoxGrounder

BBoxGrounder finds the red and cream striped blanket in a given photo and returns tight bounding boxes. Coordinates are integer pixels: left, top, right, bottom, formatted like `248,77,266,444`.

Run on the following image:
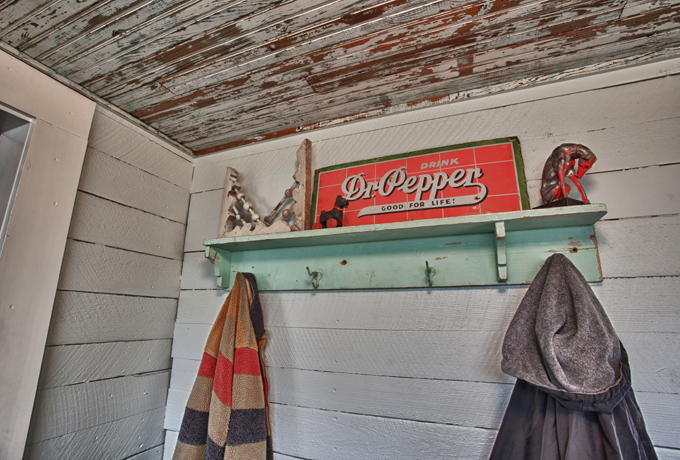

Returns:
173,272,271,459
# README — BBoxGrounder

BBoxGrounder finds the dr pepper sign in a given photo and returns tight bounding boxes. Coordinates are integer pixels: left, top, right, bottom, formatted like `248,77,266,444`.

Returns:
311,138,529,227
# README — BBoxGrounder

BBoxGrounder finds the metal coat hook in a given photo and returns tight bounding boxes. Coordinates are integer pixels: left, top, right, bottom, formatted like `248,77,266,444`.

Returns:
306,267,323,289
425,261,436,287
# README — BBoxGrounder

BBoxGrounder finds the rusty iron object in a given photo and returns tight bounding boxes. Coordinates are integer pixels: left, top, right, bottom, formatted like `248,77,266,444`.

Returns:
540,143,597,206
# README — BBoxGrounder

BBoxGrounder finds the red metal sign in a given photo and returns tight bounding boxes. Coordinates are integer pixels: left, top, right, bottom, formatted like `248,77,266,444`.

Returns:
311,138,529,228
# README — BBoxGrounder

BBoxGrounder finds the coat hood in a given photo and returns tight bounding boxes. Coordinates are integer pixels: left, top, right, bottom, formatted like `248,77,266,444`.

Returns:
502,253,621,397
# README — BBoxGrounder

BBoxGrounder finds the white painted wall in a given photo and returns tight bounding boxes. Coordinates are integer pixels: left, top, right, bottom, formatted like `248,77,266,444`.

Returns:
165,58,680,459
23,106,192,460
0,50,95,460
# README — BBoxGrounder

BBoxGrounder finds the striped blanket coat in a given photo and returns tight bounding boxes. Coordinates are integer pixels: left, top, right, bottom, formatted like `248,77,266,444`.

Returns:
173,273,272,460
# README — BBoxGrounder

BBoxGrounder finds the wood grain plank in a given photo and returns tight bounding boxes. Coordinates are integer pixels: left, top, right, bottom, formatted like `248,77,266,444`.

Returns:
178,30,680,150
180,251,218,290
69,191,185,260
144,0,623,126
38,340,172,389
24,407,165,460
58,239,182,298
29,371,169,443
115,0,482,109
90,0,452,99
79,147,190,224
44,0,227,69
58,0,288,79
596,215,680,278
24,0,172,59
174,277,680,334
180,45,679,153
47,291,176,345
88,108,193,189
0,0,102,49
0,0,60,36
163,6,680,136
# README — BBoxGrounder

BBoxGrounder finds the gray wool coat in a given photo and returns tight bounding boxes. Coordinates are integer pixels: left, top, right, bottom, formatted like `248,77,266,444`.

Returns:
489,253,657,460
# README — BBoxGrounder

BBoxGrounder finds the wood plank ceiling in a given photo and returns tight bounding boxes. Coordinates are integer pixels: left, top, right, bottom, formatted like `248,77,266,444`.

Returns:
1,0,679,156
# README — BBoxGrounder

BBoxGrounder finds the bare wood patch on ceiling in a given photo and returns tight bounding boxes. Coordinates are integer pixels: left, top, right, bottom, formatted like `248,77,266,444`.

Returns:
1,0,679,155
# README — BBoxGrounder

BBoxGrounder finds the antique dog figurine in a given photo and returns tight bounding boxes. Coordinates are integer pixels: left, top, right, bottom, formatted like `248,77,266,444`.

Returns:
540,144,597,205
319,195,349,228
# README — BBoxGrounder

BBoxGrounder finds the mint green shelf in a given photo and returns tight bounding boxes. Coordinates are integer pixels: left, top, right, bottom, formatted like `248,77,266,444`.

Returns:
204,204,607,290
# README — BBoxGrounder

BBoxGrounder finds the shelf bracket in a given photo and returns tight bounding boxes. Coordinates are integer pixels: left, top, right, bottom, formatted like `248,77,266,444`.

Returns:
495,221,508,282
205,246,232,289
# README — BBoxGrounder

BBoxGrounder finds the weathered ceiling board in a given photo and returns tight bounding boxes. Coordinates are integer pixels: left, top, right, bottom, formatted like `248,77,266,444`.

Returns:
1,0,679,155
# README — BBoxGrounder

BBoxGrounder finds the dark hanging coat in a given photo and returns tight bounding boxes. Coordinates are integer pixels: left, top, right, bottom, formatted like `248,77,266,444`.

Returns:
489,253,657,460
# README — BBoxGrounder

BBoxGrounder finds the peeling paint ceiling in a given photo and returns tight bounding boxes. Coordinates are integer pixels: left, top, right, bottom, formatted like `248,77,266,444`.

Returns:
1,0,679,155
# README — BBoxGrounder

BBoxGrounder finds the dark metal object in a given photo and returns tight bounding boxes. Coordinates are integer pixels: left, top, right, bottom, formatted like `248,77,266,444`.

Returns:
317,195,349,229
540,144,596,205
306,266,323,289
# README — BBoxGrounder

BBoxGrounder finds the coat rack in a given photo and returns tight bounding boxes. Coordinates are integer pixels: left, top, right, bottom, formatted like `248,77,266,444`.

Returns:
204,204,607,291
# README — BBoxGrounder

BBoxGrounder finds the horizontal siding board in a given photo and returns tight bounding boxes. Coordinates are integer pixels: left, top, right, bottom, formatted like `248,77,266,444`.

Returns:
175,278,680,333
24,408,166,460
58,239,182,298
180,251,217,290
171,322,679,393
166,393,497,458
596,215,680,278
270,403,496,460
658,448,680,460
582,164,680,221
79,147,190,224
38,340,172,389
47,291,176,345
165,369,679,452
636,392,680,449
125,445,164,460
88,109,192,189
69,191,185,260
29,371,170,444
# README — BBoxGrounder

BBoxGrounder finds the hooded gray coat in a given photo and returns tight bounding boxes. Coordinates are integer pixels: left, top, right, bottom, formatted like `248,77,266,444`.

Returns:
489,254,657,460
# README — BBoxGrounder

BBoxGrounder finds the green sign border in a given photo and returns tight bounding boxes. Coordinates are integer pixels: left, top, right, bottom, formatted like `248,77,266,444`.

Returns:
310,137,529,223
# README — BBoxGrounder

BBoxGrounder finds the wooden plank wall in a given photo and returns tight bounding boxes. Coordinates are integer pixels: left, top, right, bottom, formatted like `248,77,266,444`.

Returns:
165,57,680,460
24,106,193,460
